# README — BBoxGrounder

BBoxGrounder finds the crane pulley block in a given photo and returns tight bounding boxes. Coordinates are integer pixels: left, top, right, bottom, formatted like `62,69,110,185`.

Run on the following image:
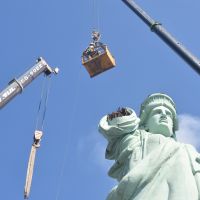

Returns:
33,130,43,148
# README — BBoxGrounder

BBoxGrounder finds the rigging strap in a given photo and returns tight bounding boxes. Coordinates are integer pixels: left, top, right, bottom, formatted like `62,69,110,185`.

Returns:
24,130,43,199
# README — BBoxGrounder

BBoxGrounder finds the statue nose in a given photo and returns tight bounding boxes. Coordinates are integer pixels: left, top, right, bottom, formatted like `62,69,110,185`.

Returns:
161,115,167,119
160,111,167,118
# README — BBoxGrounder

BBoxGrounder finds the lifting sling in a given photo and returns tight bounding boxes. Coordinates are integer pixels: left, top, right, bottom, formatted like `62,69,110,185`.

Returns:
24,130,43,199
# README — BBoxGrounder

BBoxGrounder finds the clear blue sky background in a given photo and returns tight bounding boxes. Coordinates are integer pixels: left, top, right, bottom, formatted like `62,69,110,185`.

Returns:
0,0,200,200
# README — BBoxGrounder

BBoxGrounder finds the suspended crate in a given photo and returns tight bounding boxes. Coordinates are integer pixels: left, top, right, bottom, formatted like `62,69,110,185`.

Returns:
82,31,116,77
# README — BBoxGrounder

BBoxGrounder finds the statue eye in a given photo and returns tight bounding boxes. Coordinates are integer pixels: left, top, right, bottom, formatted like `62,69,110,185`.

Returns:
166,111,172,117
157,110,162,114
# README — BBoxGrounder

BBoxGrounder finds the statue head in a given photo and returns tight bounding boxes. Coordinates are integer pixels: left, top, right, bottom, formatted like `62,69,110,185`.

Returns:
139,93,178,138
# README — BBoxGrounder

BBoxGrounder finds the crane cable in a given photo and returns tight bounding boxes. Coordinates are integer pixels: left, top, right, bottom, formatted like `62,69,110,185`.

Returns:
24,75,51,199
92,0,100,32
55,67,82,200
35,74,51,131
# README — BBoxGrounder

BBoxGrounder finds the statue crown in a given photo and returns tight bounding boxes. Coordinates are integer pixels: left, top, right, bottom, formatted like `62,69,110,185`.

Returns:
139,93,178,131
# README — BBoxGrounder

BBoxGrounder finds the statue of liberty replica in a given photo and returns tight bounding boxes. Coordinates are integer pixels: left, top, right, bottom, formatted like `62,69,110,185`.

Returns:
99,93,200,200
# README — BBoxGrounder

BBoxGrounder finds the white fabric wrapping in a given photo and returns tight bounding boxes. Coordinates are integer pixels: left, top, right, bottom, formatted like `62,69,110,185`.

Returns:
98,108,140,141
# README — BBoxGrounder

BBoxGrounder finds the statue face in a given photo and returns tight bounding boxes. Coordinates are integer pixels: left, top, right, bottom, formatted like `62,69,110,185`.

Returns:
145,106,173,137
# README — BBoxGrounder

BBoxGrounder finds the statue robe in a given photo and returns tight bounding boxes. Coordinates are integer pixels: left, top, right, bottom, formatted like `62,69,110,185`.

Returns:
99,113,200,200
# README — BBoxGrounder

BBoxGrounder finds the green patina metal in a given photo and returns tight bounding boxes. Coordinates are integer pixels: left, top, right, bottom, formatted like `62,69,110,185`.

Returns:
99,93,200,200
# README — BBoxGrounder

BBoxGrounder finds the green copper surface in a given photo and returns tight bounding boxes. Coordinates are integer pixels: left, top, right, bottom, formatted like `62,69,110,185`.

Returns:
99,93,200,200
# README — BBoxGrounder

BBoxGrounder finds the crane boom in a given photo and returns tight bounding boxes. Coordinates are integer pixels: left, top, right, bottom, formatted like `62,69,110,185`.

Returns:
122,0,200,75
0,57,57,109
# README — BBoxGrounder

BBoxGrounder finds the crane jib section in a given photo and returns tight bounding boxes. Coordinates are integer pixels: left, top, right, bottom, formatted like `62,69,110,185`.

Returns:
0,58,53,109
122,0,200,75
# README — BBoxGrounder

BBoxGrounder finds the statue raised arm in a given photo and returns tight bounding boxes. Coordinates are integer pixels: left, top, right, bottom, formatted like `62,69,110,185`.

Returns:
99,107,140,181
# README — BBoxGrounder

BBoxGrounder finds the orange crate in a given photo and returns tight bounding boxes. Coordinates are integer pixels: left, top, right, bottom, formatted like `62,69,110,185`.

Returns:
82,46,116,77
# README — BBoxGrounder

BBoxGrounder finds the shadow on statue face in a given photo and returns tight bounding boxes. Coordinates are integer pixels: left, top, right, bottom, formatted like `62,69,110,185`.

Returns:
145,106,173,137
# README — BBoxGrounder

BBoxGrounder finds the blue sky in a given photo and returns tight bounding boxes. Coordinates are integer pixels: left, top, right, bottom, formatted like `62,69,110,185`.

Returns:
0,0,200,200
